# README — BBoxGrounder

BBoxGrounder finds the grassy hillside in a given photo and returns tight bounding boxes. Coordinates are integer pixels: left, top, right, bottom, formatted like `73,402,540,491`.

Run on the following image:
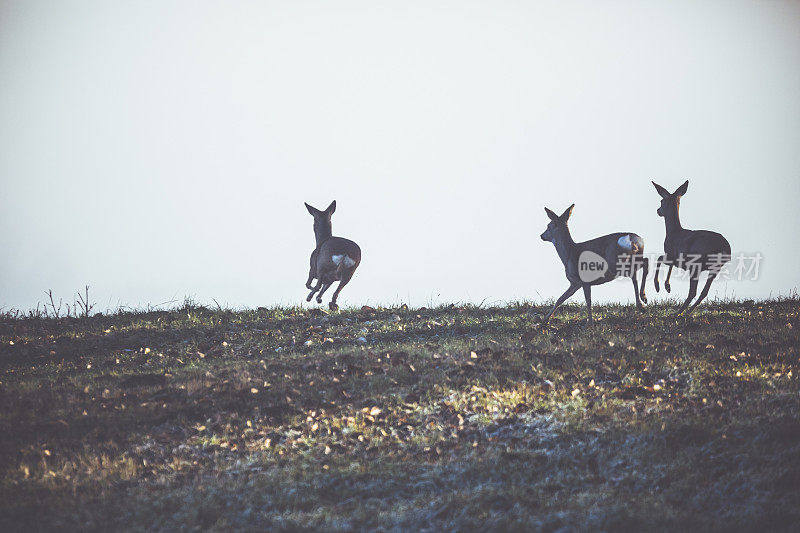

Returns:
1,299,799,531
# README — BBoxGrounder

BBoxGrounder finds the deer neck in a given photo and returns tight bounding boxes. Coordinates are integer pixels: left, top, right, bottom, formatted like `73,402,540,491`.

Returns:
663,202,683,234
552,229,576,267
314,223,332,248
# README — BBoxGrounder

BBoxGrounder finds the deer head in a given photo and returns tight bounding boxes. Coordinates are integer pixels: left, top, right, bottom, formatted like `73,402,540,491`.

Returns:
540,204,574,242
305,200,336,246
652,180,688,218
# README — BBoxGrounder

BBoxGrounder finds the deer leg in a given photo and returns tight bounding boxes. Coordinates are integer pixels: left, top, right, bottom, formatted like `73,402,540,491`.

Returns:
639,256,649,304
306,278,323,302
583,285,593,324
543,283,581,324
315,281,334,304
307,250,319,289
631,269,643,310
328,270,354,311
686,271,718,314
675,271,699,316
653,255,664,292
664,264,674,293
305,267,316,290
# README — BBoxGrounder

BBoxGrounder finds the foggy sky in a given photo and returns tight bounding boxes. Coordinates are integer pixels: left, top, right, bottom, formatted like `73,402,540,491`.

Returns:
2,1,799,312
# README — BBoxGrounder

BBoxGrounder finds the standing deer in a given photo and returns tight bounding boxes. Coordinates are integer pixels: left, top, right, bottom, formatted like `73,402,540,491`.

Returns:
651,180,731,315
540,204,648,324
304,200,361,310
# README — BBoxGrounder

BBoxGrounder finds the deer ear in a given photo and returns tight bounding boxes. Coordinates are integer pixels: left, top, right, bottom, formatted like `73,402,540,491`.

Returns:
544,207,559,221
326,200,336,214
305,202,318,215
560,204,574,221
674,180,689,197
652,181,670,198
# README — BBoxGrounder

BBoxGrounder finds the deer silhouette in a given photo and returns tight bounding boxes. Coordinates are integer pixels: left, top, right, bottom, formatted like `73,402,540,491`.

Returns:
304,201,361,310
540,204,648,324
652,180,731,315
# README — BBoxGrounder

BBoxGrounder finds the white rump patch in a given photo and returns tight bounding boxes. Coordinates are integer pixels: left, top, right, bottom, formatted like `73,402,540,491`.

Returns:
617,235,634,251
332,254,356,268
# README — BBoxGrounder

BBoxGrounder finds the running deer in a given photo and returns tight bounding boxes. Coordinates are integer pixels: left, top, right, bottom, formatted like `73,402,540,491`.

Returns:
304,200,361,310
651,180,731,315
540,204,649,324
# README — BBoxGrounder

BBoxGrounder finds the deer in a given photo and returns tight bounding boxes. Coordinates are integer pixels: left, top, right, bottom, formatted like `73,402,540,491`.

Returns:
651,180,731,315
540,204,649,324
304,200,361,310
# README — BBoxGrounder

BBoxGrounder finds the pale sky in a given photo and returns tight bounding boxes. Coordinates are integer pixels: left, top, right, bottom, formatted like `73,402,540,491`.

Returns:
1,1,799,312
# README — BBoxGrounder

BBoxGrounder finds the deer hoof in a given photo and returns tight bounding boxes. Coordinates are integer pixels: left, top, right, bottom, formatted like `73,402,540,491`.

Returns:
316,297,323,304
306,294,313,302
665,284,671,293
329,302,339,311
640,295,648,304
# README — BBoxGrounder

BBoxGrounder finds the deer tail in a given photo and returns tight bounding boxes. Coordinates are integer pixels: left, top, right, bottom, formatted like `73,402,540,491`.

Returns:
332,254,356,278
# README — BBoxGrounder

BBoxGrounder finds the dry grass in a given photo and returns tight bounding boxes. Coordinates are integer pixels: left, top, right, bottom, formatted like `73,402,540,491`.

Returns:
1,298,799,531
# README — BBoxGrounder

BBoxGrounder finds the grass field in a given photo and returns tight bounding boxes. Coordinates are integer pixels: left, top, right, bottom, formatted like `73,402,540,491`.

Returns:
1,298,799,531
